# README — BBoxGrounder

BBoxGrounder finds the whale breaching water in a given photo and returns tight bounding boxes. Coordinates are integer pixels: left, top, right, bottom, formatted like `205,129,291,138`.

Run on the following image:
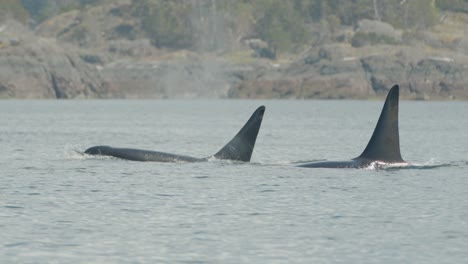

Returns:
85,106,265,163
299,85,409,169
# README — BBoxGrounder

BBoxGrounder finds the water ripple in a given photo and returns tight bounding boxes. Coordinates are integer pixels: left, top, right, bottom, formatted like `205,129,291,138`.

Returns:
4,242,29,248
3,205,23,209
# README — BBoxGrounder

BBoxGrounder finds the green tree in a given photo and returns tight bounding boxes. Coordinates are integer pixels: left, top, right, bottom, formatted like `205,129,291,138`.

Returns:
293,0,320,22
133,0,194,49
404,0,438,29
20,0,102,23
333,0,374,26
436,0,468,12
254,0,310,53
1,0,29,23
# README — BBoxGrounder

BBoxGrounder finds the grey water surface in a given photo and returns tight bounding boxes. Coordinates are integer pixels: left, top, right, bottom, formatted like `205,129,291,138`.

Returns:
1,100,467,263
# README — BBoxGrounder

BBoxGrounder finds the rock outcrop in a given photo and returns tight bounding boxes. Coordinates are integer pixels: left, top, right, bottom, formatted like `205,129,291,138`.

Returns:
228,44,468,100
2,4,468,100
0,21,113,99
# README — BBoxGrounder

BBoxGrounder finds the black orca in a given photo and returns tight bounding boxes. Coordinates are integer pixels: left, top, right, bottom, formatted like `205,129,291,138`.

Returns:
299,85,409,169
85,106,265,162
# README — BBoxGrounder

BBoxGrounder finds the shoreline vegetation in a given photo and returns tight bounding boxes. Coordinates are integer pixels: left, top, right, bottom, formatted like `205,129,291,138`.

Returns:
1,0,468,100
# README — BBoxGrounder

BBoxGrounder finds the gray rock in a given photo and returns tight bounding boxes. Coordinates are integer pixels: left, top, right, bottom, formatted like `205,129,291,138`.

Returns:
0,37,112,99
107,39,159,58
228,44,468,100
356,19,402,41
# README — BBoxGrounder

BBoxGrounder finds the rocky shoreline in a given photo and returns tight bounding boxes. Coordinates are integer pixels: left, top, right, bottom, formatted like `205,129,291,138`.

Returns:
229,45,468,100
1,3,468,100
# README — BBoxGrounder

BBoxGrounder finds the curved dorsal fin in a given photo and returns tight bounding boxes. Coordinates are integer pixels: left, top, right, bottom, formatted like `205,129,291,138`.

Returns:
213,106,265,162
356,85,404,162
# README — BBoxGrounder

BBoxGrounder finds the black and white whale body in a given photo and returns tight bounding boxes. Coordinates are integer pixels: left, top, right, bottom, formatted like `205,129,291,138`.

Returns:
85,106,265,162
299,85,409,169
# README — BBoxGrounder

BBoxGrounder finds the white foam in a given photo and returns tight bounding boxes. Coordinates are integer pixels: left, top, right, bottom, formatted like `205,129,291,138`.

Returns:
364,161,411,170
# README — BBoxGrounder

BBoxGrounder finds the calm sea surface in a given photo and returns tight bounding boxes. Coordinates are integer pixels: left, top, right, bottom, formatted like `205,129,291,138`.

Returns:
1,100,467,263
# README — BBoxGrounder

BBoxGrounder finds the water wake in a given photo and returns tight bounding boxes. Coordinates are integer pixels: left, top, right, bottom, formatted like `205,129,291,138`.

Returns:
381,159,456,171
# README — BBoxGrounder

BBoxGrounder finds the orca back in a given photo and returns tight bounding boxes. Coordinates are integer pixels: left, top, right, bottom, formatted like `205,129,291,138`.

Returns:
356,85,404,163
213,106,265,162
85,146,204,162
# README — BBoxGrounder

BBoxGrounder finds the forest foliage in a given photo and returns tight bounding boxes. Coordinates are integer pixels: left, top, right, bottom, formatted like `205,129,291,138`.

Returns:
0,0,29,23
127,0,447,52
3,0,468,52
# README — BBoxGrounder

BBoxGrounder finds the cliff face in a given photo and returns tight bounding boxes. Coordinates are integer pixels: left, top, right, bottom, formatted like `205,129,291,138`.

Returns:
0,21,115,99
0,39,116,99
1,2,468,99
229,45,468,100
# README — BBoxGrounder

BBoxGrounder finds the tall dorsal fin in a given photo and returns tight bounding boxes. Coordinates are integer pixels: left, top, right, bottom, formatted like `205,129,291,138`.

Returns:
356,85,404,162
213,106,265,162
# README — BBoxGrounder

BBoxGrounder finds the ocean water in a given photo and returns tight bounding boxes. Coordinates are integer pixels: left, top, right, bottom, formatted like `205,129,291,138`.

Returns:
1,99,467,263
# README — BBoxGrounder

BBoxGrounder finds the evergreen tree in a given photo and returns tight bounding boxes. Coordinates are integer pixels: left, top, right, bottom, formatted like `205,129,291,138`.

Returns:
254,0,310,52
1,0,29,23
133,0,194,49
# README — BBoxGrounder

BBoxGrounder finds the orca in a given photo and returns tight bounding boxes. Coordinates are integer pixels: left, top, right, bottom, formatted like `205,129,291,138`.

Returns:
299,85,409,169
85,106,265,162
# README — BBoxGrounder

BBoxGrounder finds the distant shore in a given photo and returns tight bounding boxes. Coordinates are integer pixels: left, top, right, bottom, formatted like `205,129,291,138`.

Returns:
1,2,468,100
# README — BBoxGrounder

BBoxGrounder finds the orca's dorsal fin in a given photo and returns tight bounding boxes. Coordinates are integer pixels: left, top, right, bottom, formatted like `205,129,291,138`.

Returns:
213,106,265,162
356,85,405,162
